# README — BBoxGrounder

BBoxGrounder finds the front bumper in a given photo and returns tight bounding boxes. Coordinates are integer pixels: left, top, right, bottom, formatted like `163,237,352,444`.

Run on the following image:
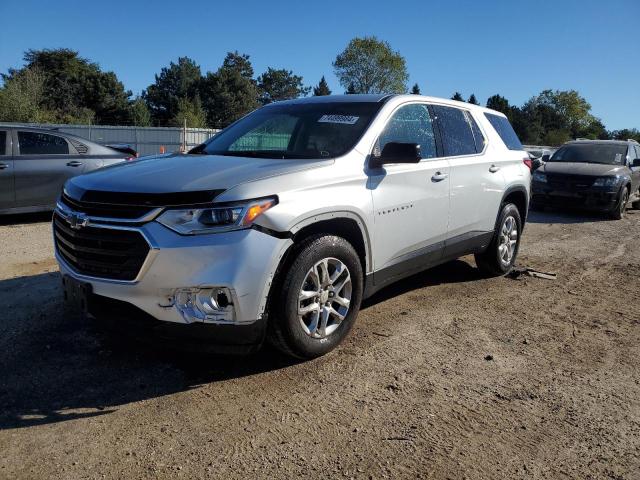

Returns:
55,217,293,331
531,182,618,212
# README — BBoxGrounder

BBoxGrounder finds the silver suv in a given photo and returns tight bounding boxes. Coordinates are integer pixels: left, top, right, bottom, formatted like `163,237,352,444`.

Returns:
54,94,531,359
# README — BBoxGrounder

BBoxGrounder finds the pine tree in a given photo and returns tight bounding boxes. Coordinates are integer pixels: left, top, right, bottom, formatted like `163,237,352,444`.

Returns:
451,92,464,101
346,82,356,94
411,83,421,95
468,93,479,105
313,76,332,96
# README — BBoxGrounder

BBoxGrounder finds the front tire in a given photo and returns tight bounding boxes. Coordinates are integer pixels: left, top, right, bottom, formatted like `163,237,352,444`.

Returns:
268,235,363,359
475,203,522,276
610,187,629,220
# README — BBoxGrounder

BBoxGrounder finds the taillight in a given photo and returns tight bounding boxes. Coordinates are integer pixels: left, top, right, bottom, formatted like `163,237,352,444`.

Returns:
523,157,532,170
125,156,135,161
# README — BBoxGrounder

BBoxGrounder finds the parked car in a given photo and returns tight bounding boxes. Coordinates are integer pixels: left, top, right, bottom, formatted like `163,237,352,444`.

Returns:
0,126,132,215
54,94,531,359
531,139,640,219
526,148,553,172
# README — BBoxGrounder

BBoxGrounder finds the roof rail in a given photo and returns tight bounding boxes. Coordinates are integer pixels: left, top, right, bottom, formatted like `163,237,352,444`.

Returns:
378,94,396,103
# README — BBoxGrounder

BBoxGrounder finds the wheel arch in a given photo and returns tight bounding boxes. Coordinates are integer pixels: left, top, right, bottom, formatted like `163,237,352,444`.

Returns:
288,211,372,275
501,185,529,229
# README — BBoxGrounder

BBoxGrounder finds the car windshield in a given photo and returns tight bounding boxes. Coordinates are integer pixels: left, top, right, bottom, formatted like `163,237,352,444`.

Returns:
200,101,383,159
549,144,628,165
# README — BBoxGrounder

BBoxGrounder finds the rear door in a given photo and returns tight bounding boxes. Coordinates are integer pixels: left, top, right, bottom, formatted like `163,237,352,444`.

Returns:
432,105,505,254
368,102,450,286
0,129,14,210
14,130,86,208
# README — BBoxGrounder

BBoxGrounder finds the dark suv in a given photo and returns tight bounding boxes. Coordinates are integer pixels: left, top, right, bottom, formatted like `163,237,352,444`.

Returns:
531,139,640,219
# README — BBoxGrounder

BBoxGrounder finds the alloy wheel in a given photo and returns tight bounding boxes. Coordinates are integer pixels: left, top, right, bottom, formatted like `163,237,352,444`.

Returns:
498,215,518,265
297,257,352,339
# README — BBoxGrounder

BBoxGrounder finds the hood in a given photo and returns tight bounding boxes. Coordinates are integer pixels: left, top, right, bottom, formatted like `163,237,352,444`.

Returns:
66,153,332,196
541,162,626,176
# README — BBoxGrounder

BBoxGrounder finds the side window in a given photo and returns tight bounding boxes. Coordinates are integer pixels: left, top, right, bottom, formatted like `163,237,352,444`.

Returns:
431,105,477,156
465,111,486,153
229,115,297,152
0,131,7,155
484,113,524,151
377,104,437,159
18,131,69,155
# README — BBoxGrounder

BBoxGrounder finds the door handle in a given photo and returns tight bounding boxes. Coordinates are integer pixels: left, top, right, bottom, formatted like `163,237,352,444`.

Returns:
431,172,449,182
489,165,500,173
67,161,83,167
0,163,8,170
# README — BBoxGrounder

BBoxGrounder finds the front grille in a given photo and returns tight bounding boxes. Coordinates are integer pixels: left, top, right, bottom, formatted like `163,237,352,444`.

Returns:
60,193,154,219
53,213,150,281
546,174,595,190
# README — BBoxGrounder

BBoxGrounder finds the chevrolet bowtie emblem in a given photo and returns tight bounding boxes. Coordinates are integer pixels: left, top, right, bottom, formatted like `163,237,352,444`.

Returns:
68,212,89,230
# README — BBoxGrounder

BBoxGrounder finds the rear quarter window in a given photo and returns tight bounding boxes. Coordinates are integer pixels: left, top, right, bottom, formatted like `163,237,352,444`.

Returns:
484,113,523,151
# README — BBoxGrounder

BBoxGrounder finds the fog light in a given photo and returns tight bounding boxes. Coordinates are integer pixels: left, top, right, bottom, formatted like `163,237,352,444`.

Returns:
174,287,235,323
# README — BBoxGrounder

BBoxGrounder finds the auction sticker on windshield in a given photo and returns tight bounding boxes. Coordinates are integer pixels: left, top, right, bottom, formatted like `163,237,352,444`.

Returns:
318,115,360,124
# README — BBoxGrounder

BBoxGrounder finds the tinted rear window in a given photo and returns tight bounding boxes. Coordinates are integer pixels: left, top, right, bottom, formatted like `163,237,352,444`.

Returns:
484,113,523,150
432,105,477,156
550,144,629,165
0,131,6,155
18,131,69,155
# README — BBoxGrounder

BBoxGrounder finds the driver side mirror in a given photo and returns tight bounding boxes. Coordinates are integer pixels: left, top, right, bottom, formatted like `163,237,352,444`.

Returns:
632,158,640,168
370,142,421,169
541,154,550,162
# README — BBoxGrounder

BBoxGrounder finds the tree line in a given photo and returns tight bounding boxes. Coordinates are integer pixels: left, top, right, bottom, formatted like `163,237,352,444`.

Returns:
0,38,637,145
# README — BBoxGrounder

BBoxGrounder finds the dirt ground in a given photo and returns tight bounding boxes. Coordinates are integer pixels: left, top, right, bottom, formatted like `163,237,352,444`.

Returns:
0,208,639,480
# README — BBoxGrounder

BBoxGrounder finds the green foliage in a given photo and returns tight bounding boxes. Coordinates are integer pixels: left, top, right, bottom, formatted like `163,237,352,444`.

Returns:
199,57,260,128
143,57,202,126
411,83,421,95
0,67,56,123
129,97,151,127
451,92,464,101
467,93,479,105
257,67,310,104
222,51,254,80
333,36,408,94
1,48,131,124
313,76,332,96
486,94,510,114
611,128,640,142
169,96,207,128
345,82,356,94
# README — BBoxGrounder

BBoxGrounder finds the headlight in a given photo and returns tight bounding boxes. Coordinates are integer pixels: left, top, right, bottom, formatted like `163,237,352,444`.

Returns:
592,177,620,187
157,196,277,234
532,172,547,183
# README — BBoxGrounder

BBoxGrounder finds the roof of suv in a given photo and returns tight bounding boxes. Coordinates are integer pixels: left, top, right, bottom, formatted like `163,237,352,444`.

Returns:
269,94,504,115
565,139,638,146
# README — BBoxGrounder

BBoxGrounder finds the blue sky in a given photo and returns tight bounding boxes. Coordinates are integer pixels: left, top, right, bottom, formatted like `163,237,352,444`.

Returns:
1,0,638,129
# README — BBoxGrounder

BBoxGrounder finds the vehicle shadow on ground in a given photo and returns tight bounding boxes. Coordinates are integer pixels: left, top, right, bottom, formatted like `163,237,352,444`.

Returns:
362,259,482,309
526,209,612,225
0,261,482,430
0,211,53,226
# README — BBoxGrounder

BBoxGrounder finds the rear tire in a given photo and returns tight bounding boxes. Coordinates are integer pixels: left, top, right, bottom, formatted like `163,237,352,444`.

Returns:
267,235,363,359
610,187,629,220
475,203,522,277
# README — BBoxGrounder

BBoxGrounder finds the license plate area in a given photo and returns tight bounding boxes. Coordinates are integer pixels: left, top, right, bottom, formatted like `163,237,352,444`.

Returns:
62,275,92,316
